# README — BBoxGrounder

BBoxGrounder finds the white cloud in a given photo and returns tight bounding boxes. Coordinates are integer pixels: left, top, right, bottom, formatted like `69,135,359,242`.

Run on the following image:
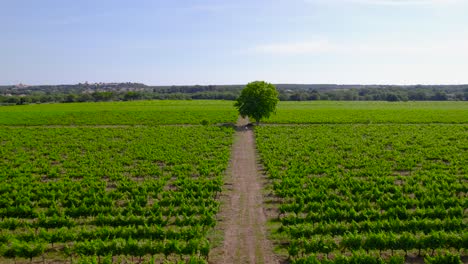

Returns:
306,0,466,6
348,40,468,55
251,37,468,57
348,39,468,56
356,0,462,5
253,39,334,55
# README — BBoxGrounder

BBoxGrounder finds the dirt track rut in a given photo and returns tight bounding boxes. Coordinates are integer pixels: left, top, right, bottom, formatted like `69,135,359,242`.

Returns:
212,117,277,264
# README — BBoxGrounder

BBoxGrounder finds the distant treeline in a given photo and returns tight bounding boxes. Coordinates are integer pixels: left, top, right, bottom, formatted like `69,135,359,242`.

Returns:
1,83,467,105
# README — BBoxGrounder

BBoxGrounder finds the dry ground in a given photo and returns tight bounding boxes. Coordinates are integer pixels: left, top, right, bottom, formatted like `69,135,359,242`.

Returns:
210,117,278,264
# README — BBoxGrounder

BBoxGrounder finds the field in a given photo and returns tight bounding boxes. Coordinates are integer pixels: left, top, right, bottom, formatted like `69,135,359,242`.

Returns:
256,101,467,263
0,101,237,263
256,125,467,263
267,101,468,124
0,100,466,264
0,100,238,125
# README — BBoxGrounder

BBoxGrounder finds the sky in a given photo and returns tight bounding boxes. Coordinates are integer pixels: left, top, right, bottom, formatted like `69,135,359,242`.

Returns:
1,0,468,85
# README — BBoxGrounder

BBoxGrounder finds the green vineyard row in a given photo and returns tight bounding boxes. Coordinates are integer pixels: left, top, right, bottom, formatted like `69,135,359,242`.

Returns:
255,124,467,263
0,126,233,262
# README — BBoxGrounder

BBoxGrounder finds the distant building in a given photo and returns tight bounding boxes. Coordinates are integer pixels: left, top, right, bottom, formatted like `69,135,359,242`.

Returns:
15,83,28,88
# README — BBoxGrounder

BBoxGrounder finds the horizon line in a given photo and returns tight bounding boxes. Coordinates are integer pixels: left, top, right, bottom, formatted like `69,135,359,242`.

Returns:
3,82,468,87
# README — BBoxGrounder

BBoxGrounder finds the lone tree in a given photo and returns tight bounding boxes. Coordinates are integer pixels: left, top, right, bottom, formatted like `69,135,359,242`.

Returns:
234,81,279,125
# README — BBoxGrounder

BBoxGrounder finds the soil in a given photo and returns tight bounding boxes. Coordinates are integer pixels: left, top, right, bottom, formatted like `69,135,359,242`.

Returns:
210,117,278,264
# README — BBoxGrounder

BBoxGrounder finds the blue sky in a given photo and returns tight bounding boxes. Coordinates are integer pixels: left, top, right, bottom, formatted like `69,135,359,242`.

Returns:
2,0,468,85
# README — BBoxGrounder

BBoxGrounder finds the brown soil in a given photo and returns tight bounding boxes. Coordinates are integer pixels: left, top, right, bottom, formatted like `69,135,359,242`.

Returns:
210,117,278,264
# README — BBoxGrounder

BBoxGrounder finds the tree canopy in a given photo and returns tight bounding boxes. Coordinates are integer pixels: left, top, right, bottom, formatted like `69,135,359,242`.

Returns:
234,81,279,124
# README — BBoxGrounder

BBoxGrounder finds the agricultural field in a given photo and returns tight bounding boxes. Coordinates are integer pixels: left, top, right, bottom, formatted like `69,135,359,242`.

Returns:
256,124,468,263
0,100,237,125
0,100,467,264
267,101,468,124
0,125,233,263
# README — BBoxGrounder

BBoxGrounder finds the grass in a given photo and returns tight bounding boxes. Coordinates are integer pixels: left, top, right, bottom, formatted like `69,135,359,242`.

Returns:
267,101,468,124
0,100,238,125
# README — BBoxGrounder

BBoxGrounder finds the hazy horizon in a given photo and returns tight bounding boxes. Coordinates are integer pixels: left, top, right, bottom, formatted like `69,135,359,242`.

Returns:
4,82,468,87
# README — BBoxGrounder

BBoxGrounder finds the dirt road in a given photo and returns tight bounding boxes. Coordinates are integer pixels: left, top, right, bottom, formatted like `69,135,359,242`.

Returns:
211,117,277,264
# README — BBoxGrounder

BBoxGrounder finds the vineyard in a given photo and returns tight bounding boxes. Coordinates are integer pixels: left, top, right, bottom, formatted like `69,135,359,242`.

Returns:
0,100,467,264
267,101,468,124
0,125,233,263
0,100,237,125
255,124,467,263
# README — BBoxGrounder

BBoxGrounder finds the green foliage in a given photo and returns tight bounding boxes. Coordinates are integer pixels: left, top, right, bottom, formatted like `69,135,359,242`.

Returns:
0,100,237,125
2,83,467,104
266,101,468,124
0,241,45,262
0,126,233,261
234,81,279,124
388,256,405,264
0,97,466,263
292,254,406,264
255,124,467,262
425,254,462,264
342,233,362,252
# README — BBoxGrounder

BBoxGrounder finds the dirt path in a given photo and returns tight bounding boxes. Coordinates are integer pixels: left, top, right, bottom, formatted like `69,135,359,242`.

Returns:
211,117,278,264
